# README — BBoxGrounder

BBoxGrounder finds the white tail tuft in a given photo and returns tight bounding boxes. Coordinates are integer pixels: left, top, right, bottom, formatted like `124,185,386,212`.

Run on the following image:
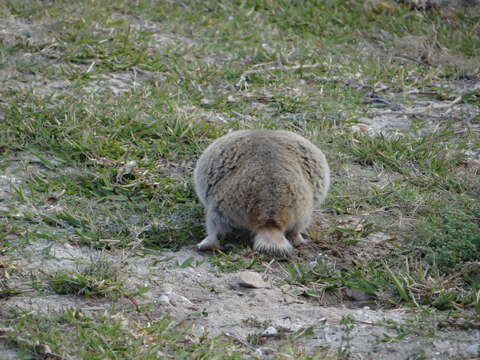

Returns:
253,228,293,255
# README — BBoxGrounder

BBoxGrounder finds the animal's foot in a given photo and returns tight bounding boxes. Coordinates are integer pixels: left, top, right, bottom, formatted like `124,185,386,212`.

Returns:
196,235,222,251
288,232,309,247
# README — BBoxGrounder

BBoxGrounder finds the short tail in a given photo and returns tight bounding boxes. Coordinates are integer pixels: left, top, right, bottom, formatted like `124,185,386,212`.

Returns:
253,227,293,255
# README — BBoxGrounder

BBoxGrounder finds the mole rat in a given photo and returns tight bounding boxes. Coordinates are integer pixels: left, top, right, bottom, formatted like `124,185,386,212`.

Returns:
193,129,330,255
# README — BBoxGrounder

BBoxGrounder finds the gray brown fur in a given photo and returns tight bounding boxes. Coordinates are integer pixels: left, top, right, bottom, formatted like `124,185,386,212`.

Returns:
193,129,330,255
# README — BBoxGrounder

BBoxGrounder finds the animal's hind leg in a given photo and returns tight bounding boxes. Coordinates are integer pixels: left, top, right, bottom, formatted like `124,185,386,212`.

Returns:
287,231,309,247
197,208,232,251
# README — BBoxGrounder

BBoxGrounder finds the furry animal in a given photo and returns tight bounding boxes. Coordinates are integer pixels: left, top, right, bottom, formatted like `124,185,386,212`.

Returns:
193,129,330,255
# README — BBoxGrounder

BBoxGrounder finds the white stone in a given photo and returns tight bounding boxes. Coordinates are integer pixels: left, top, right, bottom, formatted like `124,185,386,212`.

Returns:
238,271,268,288
158,295,171,306
261,326,278,336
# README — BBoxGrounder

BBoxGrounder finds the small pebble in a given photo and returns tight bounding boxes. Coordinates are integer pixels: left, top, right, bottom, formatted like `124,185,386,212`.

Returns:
191,324,205,338
466,344,479,357
345,287,372,301
261,326,278,336
158,295,171,305
254,349,263,356
238,271,268,288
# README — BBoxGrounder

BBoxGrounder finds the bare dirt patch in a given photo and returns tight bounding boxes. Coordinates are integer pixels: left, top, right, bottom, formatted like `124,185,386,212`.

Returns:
352,79,480,137
3,241,480,359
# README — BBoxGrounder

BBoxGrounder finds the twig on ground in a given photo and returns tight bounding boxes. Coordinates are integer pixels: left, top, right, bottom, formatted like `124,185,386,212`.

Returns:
262,259,276,277
236,63,322,88
394,55,424,65
223,331,258,353
371,96,462,118
124,294,154,323
310,76,358,84
438,320,480,330
307,74,371,90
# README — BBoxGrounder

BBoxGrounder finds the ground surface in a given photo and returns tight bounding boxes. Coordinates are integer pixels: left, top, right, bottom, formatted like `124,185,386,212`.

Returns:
0,1,479,359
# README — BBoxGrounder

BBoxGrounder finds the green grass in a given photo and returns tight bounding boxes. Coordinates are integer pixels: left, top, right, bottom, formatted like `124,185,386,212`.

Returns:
416,209,480,273
343,131,476,192
46,257,125,298
0,0,479,357
2,309,252,359
208,247,268,273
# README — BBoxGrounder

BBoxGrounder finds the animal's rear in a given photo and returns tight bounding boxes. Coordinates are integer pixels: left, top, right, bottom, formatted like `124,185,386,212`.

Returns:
194,129,328,255
246,187,301,255
224,136,313,227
